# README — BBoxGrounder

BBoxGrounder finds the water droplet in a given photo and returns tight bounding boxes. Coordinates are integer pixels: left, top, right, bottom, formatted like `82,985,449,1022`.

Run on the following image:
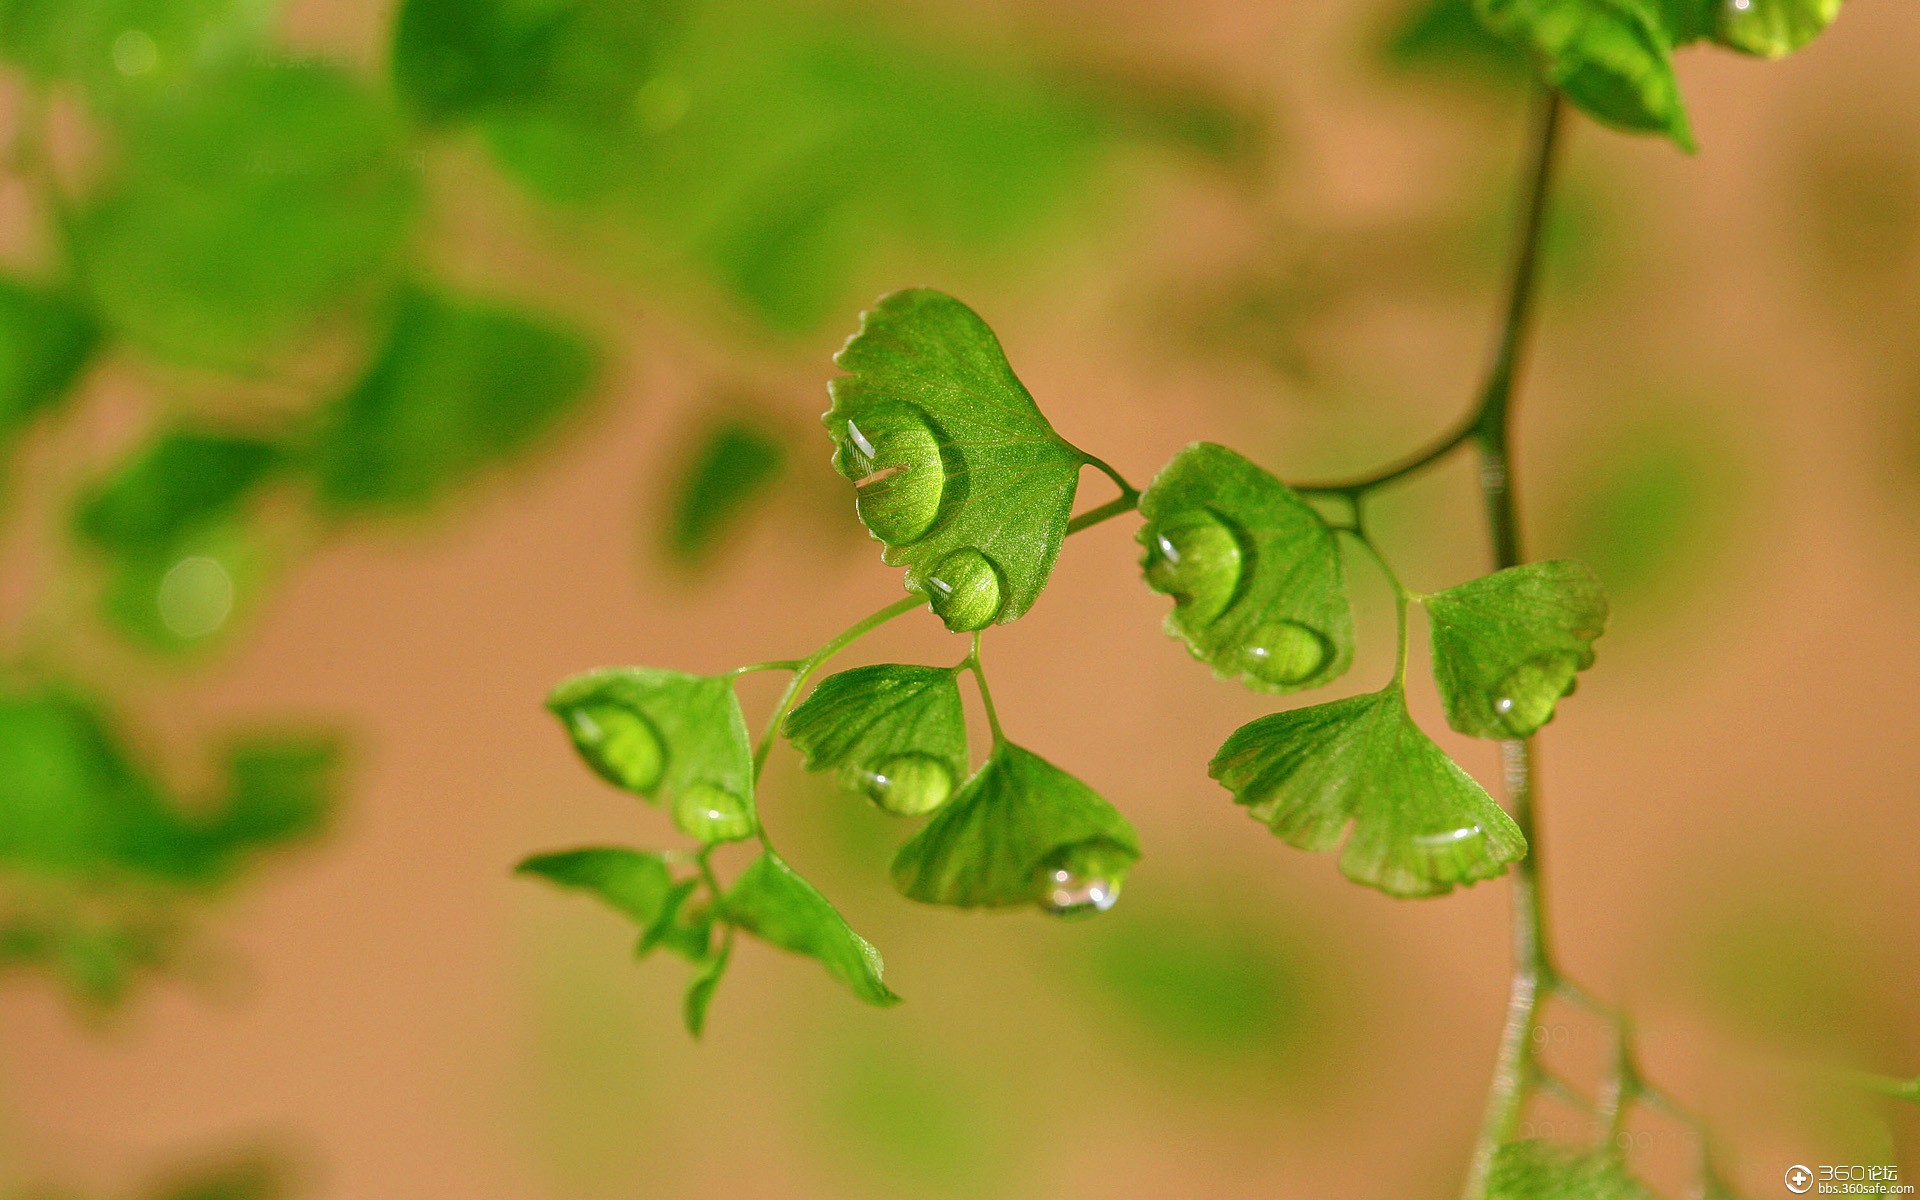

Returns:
1032,839,1133,919
925,547,1005,631
1717,0,1835,57
1490,655,1575,736
841,408,946,544
157,555,233,639
1140,508,1243,625
856,753,954,817
672,784,756,843
564,703,666,793
1240,620,1332,687
111,30,159,77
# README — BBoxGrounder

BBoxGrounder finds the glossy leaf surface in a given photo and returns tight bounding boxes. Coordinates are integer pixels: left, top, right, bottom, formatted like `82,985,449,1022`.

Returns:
1210,689,1525,897
1137,442,1351,694
827,289,1086,630
1424,560,1607,738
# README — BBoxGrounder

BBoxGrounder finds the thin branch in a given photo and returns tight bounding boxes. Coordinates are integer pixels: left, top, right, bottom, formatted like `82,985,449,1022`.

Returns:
1461,82,1566,1199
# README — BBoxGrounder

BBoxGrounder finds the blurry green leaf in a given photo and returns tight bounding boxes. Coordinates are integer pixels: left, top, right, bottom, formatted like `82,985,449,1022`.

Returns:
682,939,730,1037
54,918,160,1008
312,286,598,514
1137,442,1352,694
1487,1141,1657,1198
811,1025,1011,1199
636,878,709,960
1473,0,1693,148
1059,63,1263,168
1210,689,1524,897
1549,408,1739,616
1424,560,1607,738
1380,0,1532,84
75,428,282,556
212,732,338,850
73,426,282,653
0,684,329,885
77,59,418,363
782,664,967,816
391,0,666,126
0,277,98,446
144,1151,288,1200
827,289,1087,631
547,669,754,829
663,413,787,568
434,0,1111,332
1075,894,1322,1070
0,0,271,109
0,683,177,877
518,847,675,924
724,851,899,1006
891,742,1139,912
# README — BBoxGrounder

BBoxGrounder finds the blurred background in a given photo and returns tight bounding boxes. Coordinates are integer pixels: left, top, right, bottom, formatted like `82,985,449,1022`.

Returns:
0,0,1917,1196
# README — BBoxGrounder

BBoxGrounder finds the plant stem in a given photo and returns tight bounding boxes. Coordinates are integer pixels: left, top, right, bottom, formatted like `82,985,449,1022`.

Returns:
963,633,1006,743
1338,527,1414,686
1460,84,1565,1200
1081,454,1140,506
1066,491,1139,535
752,594,923,777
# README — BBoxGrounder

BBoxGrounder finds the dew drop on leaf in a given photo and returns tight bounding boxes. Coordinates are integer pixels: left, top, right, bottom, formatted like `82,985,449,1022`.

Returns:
843,407,946,545
857,753,955,817
563,703,667,793
1141,507,1243,626
926,547,1005,631
1033,839,1132,919
671,784,756,843
1239,620,1332,687
1491,655,1577,736
1716,0,1840,57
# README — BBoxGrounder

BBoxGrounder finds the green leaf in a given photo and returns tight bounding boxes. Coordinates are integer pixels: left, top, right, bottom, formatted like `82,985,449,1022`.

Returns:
391,0,666,126
312,285,599,514
1709,0,1842,57
1380,0,1533,84
637,878,709,960
0,276,98,447
0,684,318,885
663,413,787,568
683,939,731,1038
1424,560,1607,738
0,0,271,110
77,59,419,363
429,0,1115,334
546,668,756,836
891,741,1139,913
1487,1141,1659,1199
724,852,900,1006
826,289,1088,631
74,427,282,557
1473,0,1694,149
517,847,675,925
143,1150,289,1200
782,664,968,816
1137,442,1352,694
72,426,283,652
1209,689,1525,897
210,733,339,850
